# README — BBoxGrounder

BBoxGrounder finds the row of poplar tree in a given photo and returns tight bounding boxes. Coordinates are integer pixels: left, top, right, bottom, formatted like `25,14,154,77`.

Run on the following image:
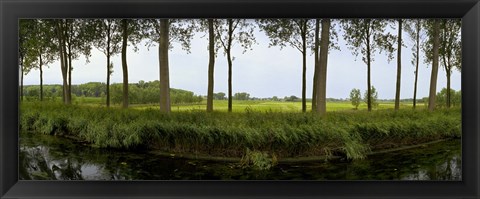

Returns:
19,19,461,115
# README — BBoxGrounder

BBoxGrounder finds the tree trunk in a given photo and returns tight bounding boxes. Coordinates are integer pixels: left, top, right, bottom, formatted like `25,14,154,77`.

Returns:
312,76,317,110
301,21,307,113
366,26,372,112
441,53,449,108
312,19,320,111
106,55,111,107
68,48,72,105
227,19,233,113
441,19,454,109
56,21,65,103
121,19,129,109
316,19,330,116
61,62,66,104
227,49,233,112
106,24,111,108
413,22,420,109
446,69,451,108
159,19,171,113
20,57,24,101
57,20,68,105
39,55,43,101
206,19,215,112
65,20,73,105
445,21,454,109
394,19,402,111
428,20,440,112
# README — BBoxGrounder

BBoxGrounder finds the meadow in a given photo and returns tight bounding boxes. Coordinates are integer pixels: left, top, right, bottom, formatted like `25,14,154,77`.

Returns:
70,96,425,112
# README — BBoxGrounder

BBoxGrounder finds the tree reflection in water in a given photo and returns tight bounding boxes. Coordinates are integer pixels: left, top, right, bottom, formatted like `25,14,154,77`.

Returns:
19,146,84,180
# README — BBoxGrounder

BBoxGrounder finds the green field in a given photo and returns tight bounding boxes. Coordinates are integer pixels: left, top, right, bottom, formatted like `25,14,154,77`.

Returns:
68,96,426,112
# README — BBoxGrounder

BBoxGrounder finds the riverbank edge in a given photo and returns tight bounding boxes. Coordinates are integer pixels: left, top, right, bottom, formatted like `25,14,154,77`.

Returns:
148,138,456,163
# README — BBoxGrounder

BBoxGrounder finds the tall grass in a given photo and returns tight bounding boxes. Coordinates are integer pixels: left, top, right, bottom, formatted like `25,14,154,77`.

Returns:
20,101,461,160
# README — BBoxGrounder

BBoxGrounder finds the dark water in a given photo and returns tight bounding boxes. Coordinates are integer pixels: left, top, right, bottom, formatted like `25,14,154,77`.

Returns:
19,133,461,180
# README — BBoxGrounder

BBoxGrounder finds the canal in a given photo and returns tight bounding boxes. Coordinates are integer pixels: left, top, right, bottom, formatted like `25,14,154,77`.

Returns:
19,132,461,180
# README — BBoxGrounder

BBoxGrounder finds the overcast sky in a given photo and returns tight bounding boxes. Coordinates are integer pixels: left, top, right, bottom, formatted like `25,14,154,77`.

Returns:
23,20,461,99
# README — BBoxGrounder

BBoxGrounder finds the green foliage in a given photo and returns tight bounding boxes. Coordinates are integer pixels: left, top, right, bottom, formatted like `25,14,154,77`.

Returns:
213,92,226,100
284,95,299,102
233,92,250,100
89,19,122,57
257,19,313,51
423,19,461,70
363,86,379,109
75,82,105,97
170,89,203,105
54,19,95,62
435,88,461,108
351,108,461,151
404,19,426,67
438,19,462,72
20,19,56,75
421,88,462,109
240,149,278,170
349,88,361,109
144,19,196,53
340,19,396,63
256,18,341,53
23,81,203,105
216,19,257,54
121,19,147,52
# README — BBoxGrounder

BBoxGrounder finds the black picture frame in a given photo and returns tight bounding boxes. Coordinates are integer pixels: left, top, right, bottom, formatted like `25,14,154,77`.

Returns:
1,0,479,198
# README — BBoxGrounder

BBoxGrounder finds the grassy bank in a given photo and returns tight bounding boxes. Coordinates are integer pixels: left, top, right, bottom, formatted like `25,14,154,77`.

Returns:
20,101,461,161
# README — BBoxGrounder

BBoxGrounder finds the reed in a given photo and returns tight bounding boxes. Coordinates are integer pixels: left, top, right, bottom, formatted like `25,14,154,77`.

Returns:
20,102,461,160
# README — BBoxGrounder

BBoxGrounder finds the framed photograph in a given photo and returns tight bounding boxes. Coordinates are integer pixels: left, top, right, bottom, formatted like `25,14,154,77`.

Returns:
1,0,479,198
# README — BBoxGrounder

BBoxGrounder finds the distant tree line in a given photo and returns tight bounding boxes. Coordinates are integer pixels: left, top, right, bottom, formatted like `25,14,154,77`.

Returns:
349,87,461,109
424,88,461,108
22,81,202,105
